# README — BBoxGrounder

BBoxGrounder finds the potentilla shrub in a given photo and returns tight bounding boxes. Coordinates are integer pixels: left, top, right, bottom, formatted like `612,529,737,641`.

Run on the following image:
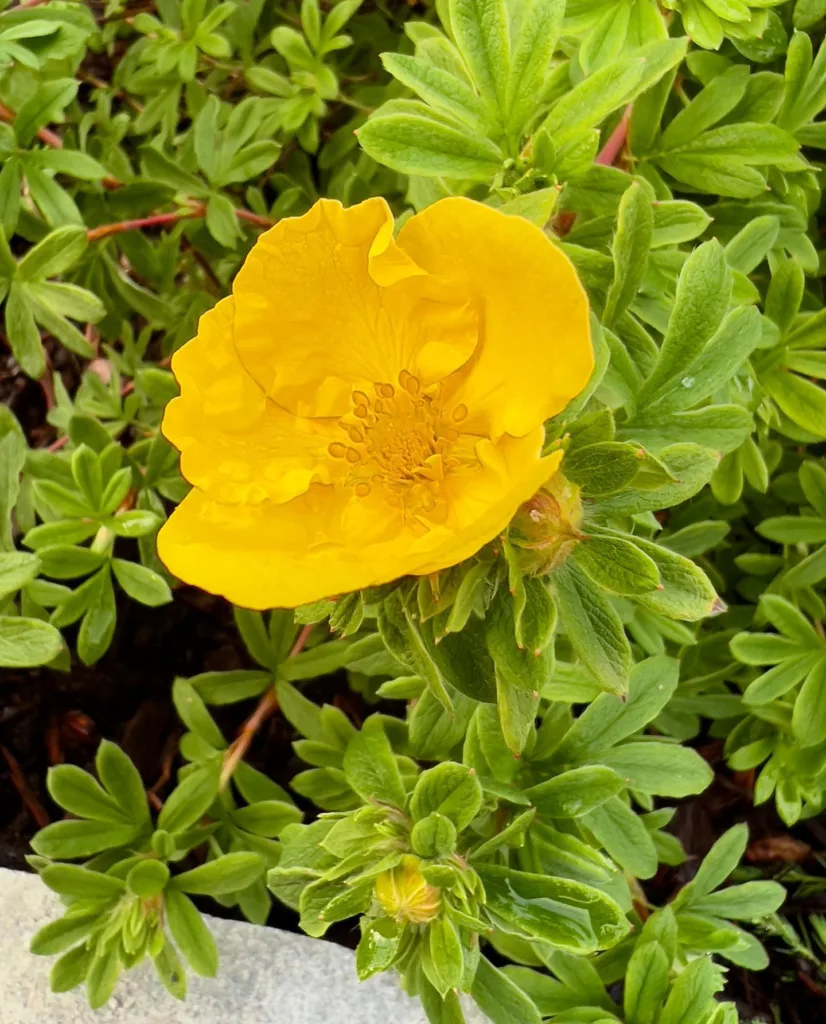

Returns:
0,0,822,1020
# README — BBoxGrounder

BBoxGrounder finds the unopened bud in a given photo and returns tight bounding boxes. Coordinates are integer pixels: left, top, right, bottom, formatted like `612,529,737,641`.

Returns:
375,855,441,925
510,470,583,574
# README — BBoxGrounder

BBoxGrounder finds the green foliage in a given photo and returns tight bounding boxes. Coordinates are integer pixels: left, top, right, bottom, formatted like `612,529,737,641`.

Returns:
2,0,825,1019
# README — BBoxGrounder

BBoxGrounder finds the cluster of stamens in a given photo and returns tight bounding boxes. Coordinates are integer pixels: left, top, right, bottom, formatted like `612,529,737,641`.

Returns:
328,370,469,519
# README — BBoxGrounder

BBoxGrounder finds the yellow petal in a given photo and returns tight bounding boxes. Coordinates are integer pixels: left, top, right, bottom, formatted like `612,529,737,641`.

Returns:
397,197,593,438
157,429,559,609
165,297,336,506
231,198,475,419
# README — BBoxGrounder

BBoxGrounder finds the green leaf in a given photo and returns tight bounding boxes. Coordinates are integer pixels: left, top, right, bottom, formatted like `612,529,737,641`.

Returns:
629,536,720,621
96,740,150,825
725,215,780,274
596,742,713,797
356,918,402,981
554,655,679,761
50,944,94,993
563,441,641,496
112,558,172,607
638,240,730,406
603,181,654,327
16,225,87,280
544,39,687,145
660,957,724,1024
471,955,541,1024
496,671,540,755
153,940,187,1001
409,761,482,831
171,852,266,896
157,759,221,835
31,281,105,323
427,915,465,996
477,864,628,953
0,411,26,552
172,677,226,750
47,763,130,823
193,95,220,182
77,567,117,666
165,889,219,977
550,561,631,695
757,516,826,544
647,305,762,415
31,910,100,957
676,824,748,908
660,65,750,150
205,192,240,247
381,53,492,132
422,616,497,703
793,658,826,747
0,614,63,667
504,0,564,135
31,819,141,859
573,535,661,596
342,719,406,807
32,149,109,181
378,589,452,712
624,941,670,1024
526,765,624,819
357,111,504,180
663,521,730,558
40,863,125,899
652,201,712,249
5,281,44,378
14,78,77,147
192,669,273,705
597,444,719,514
232,800,301,837
0,551,40,597
485,583,554,692
448,0,510,115
583,796,658,879
86,948,120,1010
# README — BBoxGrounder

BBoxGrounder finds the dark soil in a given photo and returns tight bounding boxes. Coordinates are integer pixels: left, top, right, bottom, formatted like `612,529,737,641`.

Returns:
2,351,825,1016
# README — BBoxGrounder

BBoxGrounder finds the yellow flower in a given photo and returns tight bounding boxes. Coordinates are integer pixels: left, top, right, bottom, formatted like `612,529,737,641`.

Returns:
375,855,441,925
158,197,592,609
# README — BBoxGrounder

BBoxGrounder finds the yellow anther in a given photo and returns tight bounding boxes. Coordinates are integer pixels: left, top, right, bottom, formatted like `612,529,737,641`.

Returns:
339,374,470,514
328,443,348,459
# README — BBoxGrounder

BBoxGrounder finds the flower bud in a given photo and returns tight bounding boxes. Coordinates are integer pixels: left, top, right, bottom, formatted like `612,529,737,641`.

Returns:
375,855,441,925
510,470,583,574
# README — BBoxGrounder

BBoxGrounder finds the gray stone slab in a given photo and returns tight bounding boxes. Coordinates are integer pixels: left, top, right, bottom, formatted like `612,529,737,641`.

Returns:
0,866,436,1024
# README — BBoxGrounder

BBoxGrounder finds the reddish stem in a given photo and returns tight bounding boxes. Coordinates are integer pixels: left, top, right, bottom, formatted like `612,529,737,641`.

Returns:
87,207,205,242
596,105,632,167
1,745,49,828
219,623,314,790
236,207,276,227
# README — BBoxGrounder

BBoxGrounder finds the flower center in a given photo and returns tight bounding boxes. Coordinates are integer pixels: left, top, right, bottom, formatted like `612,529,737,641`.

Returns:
328,371,469,519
